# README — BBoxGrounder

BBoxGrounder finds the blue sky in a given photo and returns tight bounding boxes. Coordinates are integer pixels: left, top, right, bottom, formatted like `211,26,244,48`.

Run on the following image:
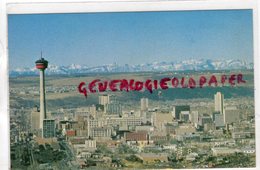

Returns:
8,10,253,69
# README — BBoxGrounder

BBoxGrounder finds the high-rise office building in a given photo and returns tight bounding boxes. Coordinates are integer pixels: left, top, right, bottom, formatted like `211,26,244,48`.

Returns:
214,114,225,128
198,114,213,127
180,111,190,122
190,111,199,125
214,92,224,114
106,101,122,115
31,106,40,131
224,108,240,125
99,94,110,105
212,111,221,121
43,119,56,138
173,105,190,120
141,98,149,111
90,127,113,139
89,105,96,117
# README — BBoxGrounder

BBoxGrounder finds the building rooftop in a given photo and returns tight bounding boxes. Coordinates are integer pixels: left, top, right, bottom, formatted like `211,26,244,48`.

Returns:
126,131,148,141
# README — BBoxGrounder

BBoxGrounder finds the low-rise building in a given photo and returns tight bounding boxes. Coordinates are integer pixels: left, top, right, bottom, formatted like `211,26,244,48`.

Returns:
240,147,255,154
211,147,238,156
125,131,149,147
175,125,196,135
73,139,97,154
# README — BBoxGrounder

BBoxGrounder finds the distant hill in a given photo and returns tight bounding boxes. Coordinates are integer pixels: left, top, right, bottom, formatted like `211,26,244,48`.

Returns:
10,59,253,77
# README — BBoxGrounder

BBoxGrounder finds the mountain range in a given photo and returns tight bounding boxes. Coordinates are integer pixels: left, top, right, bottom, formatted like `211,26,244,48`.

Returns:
10,59,253,77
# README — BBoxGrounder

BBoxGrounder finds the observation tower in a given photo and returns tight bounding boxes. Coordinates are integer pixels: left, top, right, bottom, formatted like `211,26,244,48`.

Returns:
35,57,48,130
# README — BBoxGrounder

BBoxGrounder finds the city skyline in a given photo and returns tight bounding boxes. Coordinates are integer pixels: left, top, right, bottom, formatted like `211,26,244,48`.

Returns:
9,8,256,169
8,9,253,69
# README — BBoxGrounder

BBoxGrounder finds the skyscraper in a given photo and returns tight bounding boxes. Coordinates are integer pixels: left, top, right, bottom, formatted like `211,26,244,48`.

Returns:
224,107,240,125
173,105,190,120
43,119,56,138
214,92,224,114
141,98,148,111
99,94,110,105
190,111,199,125
31,106,40,134
106,101,122,115
214,114,225,128
180,111,190,122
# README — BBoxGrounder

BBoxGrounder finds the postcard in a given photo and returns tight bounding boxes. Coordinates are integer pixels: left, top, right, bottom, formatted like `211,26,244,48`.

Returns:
1,0,258,169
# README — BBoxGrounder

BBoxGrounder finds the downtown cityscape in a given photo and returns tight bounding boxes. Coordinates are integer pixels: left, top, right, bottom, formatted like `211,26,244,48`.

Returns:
9,59,255,169
8,9,255,169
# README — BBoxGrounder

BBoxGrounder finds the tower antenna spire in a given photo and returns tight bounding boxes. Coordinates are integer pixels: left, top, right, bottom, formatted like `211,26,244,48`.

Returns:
41,51,43,59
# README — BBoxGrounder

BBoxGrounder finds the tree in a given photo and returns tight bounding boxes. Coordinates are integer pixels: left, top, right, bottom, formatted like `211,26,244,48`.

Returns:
118,144,137,154
96,144,112,155
126,154,143,163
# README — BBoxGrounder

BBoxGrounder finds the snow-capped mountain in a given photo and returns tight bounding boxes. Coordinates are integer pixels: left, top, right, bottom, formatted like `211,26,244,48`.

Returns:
10,59,253,77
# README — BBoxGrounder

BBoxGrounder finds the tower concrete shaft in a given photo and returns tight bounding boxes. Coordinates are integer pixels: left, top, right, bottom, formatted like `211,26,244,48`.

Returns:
36,57,48,131
39,69,47,129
